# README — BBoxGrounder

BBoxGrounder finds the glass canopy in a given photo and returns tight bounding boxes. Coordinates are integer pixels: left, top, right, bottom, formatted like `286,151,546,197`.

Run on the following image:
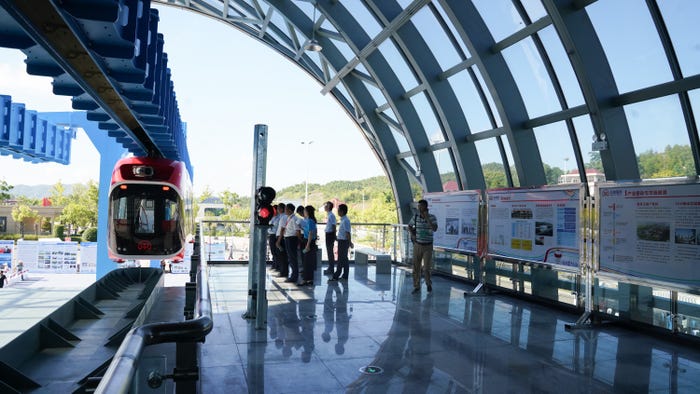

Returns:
153,0,699,224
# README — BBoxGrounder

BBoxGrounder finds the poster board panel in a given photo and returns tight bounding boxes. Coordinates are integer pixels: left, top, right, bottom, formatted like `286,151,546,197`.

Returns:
597,181,700,286
486,186,581,268
423,190,481,254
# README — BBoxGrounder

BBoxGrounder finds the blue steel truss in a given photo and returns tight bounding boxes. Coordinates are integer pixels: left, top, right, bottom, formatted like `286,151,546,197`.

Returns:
0,0,192,179
0,95,75,164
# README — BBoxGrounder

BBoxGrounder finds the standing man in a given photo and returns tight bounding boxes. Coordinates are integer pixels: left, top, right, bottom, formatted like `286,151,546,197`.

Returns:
330,204,352,281
268,203,285,272
277,203,301,283
0,270,6,288
275,203,290,279
323,201,337,275
408,199,438,293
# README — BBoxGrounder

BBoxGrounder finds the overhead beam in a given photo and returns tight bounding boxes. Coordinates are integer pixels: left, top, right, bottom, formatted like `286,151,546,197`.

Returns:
0,0,160,155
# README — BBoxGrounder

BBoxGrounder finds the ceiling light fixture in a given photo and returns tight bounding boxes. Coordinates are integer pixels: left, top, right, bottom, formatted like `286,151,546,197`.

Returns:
304,5,323,52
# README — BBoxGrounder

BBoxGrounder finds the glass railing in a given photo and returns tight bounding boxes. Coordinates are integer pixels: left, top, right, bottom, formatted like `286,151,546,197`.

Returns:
199,219,412,263
199,218,700,339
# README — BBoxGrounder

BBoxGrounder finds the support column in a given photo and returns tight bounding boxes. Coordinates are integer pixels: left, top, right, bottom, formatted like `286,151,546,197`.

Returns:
39,112,126,280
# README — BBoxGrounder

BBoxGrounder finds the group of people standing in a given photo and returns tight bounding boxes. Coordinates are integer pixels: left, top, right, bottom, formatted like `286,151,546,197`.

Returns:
267,201,353,286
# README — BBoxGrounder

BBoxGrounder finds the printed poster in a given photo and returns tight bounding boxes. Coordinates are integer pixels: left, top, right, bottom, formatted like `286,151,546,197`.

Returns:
487,186,581,268
0,240,14,268
79,242,97,273
598,182,700,285
423,191,481,254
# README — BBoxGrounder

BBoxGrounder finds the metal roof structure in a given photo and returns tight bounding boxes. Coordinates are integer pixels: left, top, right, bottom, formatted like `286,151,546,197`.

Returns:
1,0,699,224
152,0,699,223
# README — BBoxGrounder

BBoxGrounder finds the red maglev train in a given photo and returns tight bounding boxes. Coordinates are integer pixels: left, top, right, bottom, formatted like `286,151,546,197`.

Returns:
107,157,194,262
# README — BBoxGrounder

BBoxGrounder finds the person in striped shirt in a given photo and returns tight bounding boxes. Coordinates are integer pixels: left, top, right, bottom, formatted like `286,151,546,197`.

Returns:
408,199,437,294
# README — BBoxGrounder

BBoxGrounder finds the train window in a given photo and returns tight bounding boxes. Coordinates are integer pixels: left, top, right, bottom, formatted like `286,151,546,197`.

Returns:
135,198,155,234
113,196,128,220
109,183,184,259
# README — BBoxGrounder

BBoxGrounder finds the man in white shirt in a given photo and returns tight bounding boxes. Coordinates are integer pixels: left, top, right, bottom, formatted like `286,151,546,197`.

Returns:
269,203,286,272
323,201,337,275
274,204,289,278
277,203,301,282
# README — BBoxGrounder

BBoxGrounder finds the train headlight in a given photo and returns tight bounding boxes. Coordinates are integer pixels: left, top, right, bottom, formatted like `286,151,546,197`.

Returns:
132,165,154,177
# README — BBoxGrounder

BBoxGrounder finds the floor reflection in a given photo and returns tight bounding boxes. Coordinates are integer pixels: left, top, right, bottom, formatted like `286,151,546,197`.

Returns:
201,265,700,393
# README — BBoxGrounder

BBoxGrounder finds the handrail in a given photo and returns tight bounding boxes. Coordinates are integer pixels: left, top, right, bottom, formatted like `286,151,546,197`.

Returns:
95,245,212,393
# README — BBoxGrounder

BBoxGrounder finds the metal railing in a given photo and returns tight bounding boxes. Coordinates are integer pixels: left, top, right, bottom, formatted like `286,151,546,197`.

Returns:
96,228,213,393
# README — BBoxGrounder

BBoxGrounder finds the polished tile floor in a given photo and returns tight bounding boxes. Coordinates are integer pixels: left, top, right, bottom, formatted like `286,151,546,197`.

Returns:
200,265,700,393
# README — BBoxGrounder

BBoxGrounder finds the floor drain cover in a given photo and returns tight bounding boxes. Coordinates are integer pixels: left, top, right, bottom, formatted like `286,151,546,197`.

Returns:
359,365,384,375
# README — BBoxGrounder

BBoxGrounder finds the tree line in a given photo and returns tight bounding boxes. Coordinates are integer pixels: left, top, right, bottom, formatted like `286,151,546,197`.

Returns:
1,144,694,235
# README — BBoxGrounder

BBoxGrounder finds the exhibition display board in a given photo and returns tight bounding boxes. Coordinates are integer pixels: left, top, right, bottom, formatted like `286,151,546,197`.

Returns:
170,242,193,274
15,240,90,273
79,242,97,273
598,181,700,286
486,186,581,268
423,190,482,254
0,239,14,268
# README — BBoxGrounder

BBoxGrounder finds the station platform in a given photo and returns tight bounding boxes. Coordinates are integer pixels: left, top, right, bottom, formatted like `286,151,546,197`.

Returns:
3,267,700,392
200,265,700,393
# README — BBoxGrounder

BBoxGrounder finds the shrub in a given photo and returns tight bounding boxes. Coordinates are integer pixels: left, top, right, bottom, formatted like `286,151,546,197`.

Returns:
53,224,65,239
82,227,98,242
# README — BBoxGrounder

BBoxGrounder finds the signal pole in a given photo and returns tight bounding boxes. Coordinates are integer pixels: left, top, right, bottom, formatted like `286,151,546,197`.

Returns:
244,124,269,329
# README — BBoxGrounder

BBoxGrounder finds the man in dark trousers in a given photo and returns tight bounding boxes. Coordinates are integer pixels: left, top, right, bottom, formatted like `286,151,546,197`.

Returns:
0,270,7,288
408,199,438,294
323,201,337,275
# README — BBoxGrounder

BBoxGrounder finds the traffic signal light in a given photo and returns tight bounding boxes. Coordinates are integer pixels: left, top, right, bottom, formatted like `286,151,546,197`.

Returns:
255,186,276,225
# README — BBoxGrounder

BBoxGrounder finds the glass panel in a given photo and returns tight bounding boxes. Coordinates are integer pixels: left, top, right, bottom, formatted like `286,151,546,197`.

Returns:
657,1,700,78
332,39,355,62
532,121,576,185
410,6,462,71
502,36,561,119
403,156,418,175
472,66,502,127
475,138,508,189
409,92,444,143
472,0,526,43
433,2,471,58
572,114,602,175
501,136,519,187
539,26,585,108
521,0,547,22
391,129,410,153
377,38,419,91
678,290,700,336
341,0,382,39
586,1,673,93
623,95,693,179
433,148,457,191
361,79,386,106
447,70,492,133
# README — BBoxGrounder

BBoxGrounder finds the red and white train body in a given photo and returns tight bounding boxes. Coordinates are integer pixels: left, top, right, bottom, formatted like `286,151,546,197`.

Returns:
107,157,193,262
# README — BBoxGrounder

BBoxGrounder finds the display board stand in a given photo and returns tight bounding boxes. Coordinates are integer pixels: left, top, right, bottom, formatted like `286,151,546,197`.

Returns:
565,195,604,330
465,203,489,297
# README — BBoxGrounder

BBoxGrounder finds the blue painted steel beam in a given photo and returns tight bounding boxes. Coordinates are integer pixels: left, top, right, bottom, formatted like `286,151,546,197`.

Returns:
0,95,75,164
0,0,192,178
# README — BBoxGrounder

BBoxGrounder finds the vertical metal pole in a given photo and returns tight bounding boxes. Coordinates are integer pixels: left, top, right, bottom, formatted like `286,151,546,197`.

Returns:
244,125,268,320
254,226,268,329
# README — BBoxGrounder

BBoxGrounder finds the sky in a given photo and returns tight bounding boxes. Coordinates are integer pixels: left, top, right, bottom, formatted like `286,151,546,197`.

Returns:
1,2,697,196
0,5,384,197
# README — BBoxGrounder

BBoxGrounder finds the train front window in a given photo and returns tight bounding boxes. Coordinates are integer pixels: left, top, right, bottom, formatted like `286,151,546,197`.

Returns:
108,184,183,257
135,198,155,234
